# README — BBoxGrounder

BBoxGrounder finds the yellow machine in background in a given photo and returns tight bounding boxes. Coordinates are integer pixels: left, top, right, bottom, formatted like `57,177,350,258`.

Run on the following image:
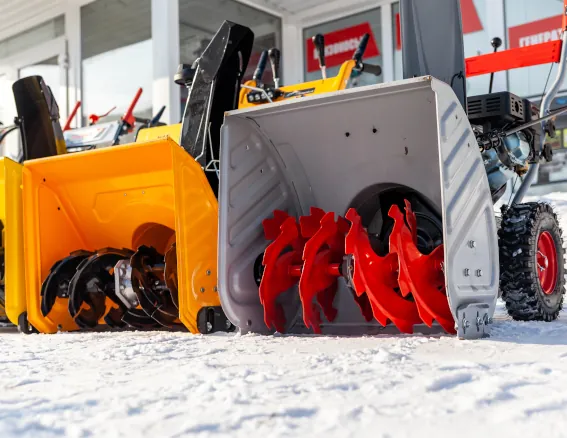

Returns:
238,34,381,109
135,123,182,143
0,78,168,332
239,59,357,109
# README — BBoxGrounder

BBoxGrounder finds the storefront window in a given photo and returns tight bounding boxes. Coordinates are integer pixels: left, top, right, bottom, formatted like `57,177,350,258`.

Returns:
393,0,490,97
81,0,153,123
505,0,564,98
303,9,383,87
179,0,281,114
0,16,64,60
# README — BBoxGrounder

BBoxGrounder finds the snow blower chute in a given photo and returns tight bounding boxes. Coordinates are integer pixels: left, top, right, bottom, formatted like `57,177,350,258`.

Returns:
20,21,254,334
2,77,166,332
218,0,567,339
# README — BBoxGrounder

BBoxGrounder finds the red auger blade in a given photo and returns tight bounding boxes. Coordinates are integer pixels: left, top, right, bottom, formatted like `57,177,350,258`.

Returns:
404,200,418,244
298,210,346,333
259,214,304,332
263,210,293,240
345,209,421,333
388,203,455,334
299,207,326,238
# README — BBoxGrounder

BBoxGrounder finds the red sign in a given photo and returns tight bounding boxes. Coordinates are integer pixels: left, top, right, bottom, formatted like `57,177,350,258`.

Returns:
396,0,484,50
305,22,379,73
460,0,483,34
508,15,563,49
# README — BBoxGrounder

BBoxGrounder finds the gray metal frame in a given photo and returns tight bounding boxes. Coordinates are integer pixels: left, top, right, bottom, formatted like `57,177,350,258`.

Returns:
513,30,567,204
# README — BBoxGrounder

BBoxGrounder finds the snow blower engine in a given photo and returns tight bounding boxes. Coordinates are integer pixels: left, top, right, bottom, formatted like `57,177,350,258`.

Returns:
217,0,567,339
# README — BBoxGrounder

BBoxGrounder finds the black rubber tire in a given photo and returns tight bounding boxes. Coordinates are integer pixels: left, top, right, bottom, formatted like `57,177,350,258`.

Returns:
17,312,38,334
499,202,565,321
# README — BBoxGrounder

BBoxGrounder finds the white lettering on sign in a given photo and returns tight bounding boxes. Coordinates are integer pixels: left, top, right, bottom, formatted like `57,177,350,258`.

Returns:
312,36,365,59
518,28,562,47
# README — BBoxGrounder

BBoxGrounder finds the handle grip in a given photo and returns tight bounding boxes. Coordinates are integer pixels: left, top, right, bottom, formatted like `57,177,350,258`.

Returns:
491,37,503,51
268,48,281,81
150,105,166,127
313,34,326,67
352,33,370,64
253,50,269,83
362,63,382,76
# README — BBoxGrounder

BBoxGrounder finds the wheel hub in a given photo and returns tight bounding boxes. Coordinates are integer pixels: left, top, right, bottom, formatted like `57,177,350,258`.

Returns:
537,231,558,295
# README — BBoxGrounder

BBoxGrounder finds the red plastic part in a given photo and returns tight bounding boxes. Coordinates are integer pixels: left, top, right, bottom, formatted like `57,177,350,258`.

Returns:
405,201,418,244
298,210,347,333
466,40,562,77
259,212,304,332
388,201,455,334
345,208,421,333
537,231,558,295
88,106,117,125
63,101,81,131
122,87,143,128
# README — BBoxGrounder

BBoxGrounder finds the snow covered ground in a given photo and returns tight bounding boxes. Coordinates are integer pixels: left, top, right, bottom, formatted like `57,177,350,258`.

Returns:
2,189,567,438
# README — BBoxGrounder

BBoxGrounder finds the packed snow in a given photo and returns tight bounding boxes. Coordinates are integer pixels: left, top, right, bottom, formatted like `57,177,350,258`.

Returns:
2,188,567,438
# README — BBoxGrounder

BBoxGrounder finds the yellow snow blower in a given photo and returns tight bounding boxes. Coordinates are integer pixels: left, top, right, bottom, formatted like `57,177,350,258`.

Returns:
217,0,567,339
18,22,255,334
238,35,381,109
0,78,165,332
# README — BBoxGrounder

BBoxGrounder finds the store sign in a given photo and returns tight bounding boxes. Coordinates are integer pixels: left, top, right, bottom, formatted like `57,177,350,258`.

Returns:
396,0,483,50
305,22,379,73
460,0,483,34
508,15,563,49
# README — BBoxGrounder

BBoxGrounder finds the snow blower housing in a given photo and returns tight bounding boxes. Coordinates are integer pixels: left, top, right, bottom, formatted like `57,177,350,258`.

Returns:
218,0,567,339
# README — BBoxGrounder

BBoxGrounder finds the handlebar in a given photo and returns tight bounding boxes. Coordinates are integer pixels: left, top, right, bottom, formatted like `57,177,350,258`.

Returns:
350,33,382,78
352,34,370,64
253,51,269,84
361,63,382,76
63,101,81,131
122,87,143,127
0,124,19,144
89,106,116,125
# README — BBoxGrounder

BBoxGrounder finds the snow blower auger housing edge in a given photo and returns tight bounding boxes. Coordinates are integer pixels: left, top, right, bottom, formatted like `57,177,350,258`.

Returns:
218,0,567,339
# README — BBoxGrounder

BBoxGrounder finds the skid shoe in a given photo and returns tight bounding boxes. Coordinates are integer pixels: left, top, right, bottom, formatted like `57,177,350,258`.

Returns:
258,199,457,335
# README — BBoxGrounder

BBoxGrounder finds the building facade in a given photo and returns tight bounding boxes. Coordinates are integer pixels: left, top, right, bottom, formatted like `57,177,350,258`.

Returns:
0,0,565,181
